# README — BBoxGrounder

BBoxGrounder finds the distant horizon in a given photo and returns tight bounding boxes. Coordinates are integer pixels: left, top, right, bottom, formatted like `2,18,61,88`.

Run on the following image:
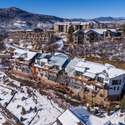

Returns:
0,0,125,19
1,6,125,20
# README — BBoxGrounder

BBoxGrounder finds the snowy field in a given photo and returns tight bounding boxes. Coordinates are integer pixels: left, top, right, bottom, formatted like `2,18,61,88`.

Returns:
0,72,64,125
0,86,13,107
7,86,63,125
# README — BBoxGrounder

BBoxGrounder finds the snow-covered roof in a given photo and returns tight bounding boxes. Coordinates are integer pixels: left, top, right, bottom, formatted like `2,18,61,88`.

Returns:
66,58,125,79
0,72,63,125
13,47,37,61
55,22,71,25
92,29,107,34
35,52,69,69
55,21,99,26
56,39,64,50
57,106,125,125
58,109,81,125
58,107,103,125
48,52,69,68
9,29,33,32
84,29,117,35
74,29,84,35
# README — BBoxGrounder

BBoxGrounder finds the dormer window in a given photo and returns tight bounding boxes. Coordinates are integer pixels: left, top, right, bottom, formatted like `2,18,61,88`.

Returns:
75,71,83,76
97,77,104,83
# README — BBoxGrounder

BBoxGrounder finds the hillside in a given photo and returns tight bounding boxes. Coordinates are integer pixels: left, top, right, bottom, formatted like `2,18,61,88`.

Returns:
0,7,64,25
0,7,125,27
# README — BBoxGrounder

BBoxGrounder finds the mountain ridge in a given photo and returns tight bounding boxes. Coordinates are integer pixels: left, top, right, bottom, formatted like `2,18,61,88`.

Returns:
0,7,125,26
0,7,64,25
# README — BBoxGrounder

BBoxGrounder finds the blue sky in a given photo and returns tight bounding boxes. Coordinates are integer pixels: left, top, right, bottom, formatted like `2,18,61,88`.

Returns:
0,0,125,18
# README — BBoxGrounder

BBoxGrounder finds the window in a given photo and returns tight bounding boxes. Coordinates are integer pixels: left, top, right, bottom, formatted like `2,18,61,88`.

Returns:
112,80,121,85
117,86,120,91
59,25,64,32
97,77,104,83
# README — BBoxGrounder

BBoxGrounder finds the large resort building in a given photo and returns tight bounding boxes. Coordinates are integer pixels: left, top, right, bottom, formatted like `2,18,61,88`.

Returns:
73,29,122,44
8,22,122,50
5,20,124,108
8,44,125,107
54,21,106,33
53,22,122,44
65,57,125,98
8,29,55,50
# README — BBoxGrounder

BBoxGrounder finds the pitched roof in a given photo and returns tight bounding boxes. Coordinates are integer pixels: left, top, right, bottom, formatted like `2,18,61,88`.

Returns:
84,29,117,35
66,58,125,79
57,106,125,125
13,47,37,61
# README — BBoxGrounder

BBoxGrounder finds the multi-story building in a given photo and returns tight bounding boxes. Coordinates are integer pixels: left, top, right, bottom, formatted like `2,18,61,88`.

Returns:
9,45,125,106
11,46,37,78
65,57,125,99
54,21,104,33
73,29,122,44
8,30,54,49
33,52,69,81
11,46,69,82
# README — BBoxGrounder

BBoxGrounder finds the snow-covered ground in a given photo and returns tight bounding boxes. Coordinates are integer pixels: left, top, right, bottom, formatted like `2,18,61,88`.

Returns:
56,39,64,51
88,110,125,125
0,86,13,107
0,72,64,125
0,112,6,124
7,86,63,125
